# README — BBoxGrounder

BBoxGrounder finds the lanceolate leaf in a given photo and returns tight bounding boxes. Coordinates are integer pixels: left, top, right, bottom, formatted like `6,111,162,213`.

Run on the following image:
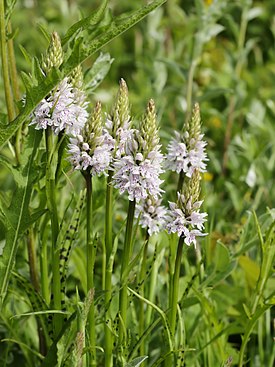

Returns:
61,0,109,46
0,0,166,148
125,356,148,367
0,129,42,306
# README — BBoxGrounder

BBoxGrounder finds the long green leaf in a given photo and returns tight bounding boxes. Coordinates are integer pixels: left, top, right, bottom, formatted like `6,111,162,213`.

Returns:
0,0,166,148
125,356,148,367
61,0,109,45
0,129,42,306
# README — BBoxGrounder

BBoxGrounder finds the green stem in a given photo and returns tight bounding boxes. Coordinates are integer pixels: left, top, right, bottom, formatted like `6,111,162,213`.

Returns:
139,233,149,357
118,199,136,344
27,227,47,356
27,227,40,291
40,215,50,305
166,236,184,367
46,129,62,338
7,21,21,164
85,173,96,367
104,172,114,367
176,171,184,194
251,226,275,315
170,236,184,335
7,22,20,101
185,60,197,121
0,0,16,122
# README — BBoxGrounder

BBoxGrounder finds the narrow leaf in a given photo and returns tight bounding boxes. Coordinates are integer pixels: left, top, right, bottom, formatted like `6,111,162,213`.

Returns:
62,0,109,45
125,356,148,367
0,129,42,306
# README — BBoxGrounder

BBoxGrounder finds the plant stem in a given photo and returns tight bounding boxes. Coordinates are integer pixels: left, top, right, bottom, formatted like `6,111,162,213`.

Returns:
170,236,184,335
6,20,22,164
7,22,20,101
176,171,184,194
46,129,62,338
27,227,40,291
85,173,96,367
104,172,114,367
185,60,197,121
0,0,16,123
39,214,50,305
118,199,136,344
166,236,184,367
27,227,47,356
139,233,149,357
251,221,275,315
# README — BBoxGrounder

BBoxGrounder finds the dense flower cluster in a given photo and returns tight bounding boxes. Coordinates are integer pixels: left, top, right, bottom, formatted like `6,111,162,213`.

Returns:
68,134,112,175
29,78,88,136
113,132,163,202
68,102,112,176
135,196,167,235
166,131,207,178
166,192,208,247
112,99,163,202
29,32,88,136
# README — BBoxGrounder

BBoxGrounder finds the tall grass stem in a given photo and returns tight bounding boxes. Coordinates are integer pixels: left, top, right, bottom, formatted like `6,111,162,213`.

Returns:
118,199,136,344
138,233,149,356
85,173,96,367
104,172,114,367
46,129,62,338
0,0,16,122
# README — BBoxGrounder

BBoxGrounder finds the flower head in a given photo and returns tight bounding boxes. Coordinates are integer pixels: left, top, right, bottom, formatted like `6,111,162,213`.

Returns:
112,99,163,202
30,35,88,135
30,78,87,135
135,196,167,236
68,102,112,176
166,169,208,247
166,103,208,177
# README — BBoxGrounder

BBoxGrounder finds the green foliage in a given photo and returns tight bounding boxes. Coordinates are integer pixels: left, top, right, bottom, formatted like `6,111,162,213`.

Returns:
0,129,42,305
0,0,275,366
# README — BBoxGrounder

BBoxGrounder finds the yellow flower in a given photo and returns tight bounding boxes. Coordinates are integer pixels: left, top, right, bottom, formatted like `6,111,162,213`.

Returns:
209,116,222,128
203,172,213,182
